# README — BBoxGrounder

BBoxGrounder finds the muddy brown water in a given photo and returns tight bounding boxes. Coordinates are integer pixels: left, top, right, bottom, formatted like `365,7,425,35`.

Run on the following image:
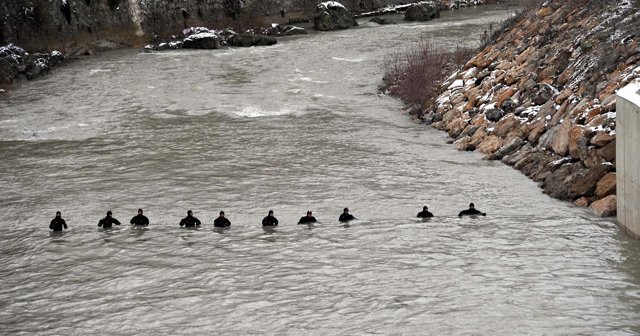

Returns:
1,4,639,335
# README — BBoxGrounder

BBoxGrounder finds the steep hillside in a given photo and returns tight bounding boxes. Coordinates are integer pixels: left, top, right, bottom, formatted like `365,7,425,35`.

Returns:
423,0,640,216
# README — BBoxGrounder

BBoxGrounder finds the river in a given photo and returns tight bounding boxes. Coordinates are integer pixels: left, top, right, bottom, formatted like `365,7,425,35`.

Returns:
1,4,639,335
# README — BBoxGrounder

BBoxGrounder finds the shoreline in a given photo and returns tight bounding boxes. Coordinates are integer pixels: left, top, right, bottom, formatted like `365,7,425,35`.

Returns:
393,0,640,218
0,0,502,94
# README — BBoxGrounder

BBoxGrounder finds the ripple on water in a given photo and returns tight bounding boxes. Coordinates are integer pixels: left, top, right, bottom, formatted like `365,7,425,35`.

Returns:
1,3,640,335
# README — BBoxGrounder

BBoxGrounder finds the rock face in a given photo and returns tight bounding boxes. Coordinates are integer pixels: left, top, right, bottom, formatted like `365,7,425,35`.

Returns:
404,1,440,21
314,1,358,31
0,0,309,54
402,1,640,217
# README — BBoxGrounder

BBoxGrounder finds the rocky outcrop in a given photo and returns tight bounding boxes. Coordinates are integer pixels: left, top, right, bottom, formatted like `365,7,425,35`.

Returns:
369,17,396,25
145,26,278,51
182,32,221,49
411,1,640,217
314,1,358,31
228,34,277,47
357,0,489,17
0,44,64,84
264,24,308,37
590,195,617,217
404,1,440,21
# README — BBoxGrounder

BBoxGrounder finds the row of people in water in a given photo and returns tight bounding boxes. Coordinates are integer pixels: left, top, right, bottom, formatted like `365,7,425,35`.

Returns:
48,203,486,231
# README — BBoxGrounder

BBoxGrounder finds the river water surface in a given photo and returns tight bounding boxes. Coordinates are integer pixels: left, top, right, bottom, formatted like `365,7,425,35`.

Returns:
1,4,640,335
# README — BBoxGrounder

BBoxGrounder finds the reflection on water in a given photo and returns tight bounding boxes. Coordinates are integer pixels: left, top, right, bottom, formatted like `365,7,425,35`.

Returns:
1,3,640,335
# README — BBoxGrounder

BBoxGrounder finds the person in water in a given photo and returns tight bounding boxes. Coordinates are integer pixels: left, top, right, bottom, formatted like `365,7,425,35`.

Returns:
49,211,68,231
298,211,317,224
179,210,201,227
98,211,121,228
262,210,278,227
130,208,149,226
458,203,486,216
417,206,433,218
214,211,231,228
339,208,355,222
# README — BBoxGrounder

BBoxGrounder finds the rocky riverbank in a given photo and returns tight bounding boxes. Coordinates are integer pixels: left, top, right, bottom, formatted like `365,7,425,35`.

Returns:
1,0,476,87
415,0,640,217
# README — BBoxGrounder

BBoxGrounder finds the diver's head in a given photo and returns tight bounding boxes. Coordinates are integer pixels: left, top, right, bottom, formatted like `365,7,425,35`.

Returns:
107,210,112,217
268,210,274,215
55,211,61,218
187,210,193,216
343,208,349,214
469,203,475,209
138,209,143,215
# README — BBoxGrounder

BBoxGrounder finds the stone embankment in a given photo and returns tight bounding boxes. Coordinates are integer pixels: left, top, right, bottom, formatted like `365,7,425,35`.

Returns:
422,0,640,217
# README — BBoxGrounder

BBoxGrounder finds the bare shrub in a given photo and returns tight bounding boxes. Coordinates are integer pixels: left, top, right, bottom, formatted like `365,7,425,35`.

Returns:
382,39,474,110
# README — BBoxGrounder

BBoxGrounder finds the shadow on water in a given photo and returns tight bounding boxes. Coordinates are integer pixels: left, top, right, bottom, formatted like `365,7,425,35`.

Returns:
213,227,231,235
49,231,67,243
262,226,277,235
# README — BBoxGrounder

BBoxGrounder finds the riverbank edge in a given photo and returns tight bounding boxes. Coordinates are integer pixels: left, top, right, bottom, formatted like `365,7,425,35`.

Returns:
0,0,497,94
399,0,640,218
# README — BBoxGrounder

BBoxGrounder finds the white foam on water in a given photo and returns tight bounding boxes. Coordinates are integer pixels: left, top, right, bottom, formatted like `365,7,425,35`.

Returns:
311,93,338,101
286,88,303,95
331,57,365,63
289,77,330,84
89,69,113,75
231,106,302,118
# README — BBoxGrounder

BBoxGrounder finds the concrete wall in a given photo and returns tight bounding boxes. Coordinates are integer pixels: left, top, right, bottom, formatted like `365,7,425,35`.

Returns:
617,82,640,238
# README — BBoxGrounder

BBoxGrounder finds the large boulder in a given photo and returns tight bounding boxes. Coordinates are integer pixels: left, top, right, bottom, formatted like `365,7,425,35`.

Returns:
314,2,358,31
265,24,308,36
228,34,277,47
404,1,440,21
567,164,613,199
589,195,617,217
182,32,221,49
24,57,49,80
489,137,525,160
0,44,25,83
541,163,582,200
595,172,616,198
369,17,396,25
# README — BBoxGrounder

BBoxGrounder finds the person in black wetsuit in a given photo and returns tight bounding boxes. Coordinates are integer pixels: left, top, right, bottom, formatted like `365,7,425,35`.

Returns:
180,210,201,227
98,211,121,228
214,211,231,228
49,211,68,231
458,203,486,217
130,208,149,226
262,210,278,227
339,208,355,222
417,206,433,218
298,211,317,224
